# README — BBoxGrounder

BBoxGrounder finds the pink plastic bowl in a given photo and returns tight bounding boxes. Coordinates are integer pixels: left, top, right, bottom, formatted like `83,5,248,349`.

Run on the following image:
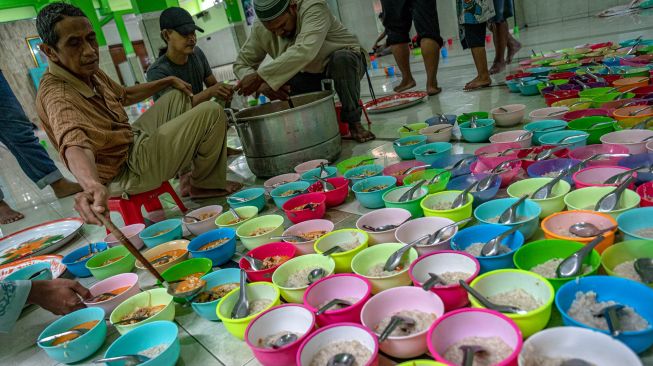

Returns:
568,145,630,167
282,193,327,224
636,181,653,207
297,323,379,366
489,131,533,149
409,250,481,311
355,208,412,245
264,173,301,190
103,223,145,249
294,159,329,175
471,160,522,188
394,217,458,256
83,273,140,315
600,130,653,154
572,166,637,189
427,308,523,366
308,177,349,207
282,219,334,255
475,142,522,169
245,304,316,366
303,273,372,327
383,161,426,186
240,242,297,282
360,286,445,359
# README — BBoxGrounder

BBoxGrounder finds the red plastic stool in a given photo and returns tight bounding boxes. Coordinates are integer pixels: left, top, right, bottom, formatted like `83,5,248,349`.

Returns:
108,181,187,227
335,100,372,136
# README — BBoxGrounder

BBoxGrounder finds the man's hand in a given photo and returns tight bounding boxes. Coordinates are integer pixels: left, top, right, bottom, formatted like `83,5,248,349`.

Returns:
210,83,234,101
74,183,108,225
168,76,192,96
257,83,291,101
236,73,265,96
27,279,91,316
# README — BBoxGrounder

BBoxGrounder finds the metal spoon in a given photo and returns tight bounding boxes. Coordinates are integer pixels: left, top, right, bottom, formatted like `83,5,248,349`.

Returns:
398,180,426,202
460,345,487,366
383,235,430,271
603,166,650,184
421,272,447,290
230,269,249,319
183,215,202,223
315,177,335,192
594,304,626,337
531,170,569,199
229,207,242,221
634,258,653,283
112,316,151,325
307,268,326,284
567,153,631,175
557,134,587,144
594,175,635,212
632,117,653,130
556,235,605,278
150,255,174,266
568,222,616,238
272,235,309,242
327,353,356,366
458,280,527,314
93,355,151,366
587,120,615,130
230,196,253,203
27,268,50,280
498,195,529,224
469,115,478,128
534,145,567,161
425,217,474,246
321,246,344,256
362,217,411,232
377,315,417,342
560,359,594,366
270,333,298,349
498,146,532,156
318,162,329,178
629,105,652,117
316,299,353,315
476,172,501,192
401,124,414,132
450,181,479,209
448,156,478,171
236,254,264,271
37,329,90,345
491,158,522,174
515,131,533,141
481,224,523,257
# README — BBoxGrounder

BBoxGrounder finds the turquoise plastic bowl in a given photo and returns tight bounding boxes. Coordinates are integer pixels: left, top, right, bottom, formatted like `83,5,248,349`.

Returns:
413,142,453,165
301,166,338,185
352,176,398,209
506,79,521,93
451,224,525,274
104,321,180,366
539,130,589,149
228,187,267,212
5,261,53,281
474,198,542,240
191,268,241,321
188,228,237,266
343,164,385,186
37,307,107,363
524,120,568,145
139,219,183,248
616,207,653,241
393,135,428,160
459,119,495,143
270,181,311,209
519,80,542,96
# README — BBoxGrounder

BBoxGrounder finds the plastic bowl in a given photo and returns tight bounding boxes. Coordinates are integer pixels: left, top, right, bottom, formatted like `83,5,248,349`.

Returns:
457,111,489,123
409,250,480,311
539,129,590,149
413,142,453,165
37,307,107,363
507,177,571,217
568,144,631,167
459,119,495,143
240,242,297,282
541,210,617,253
617,207,653,241
228,187,267,212
271,254,336,303
470,160,522,188
552,97,593,111
351,243,418,294
281,219,334,255
403,168,451,194
352,176,397,209
519,79,542,96
562,108,610,122
183,205,222,236
343,164,384,185
110,288,175,335
421,191,474,224
638,181,653,207
446,173,501,207
356,208,411,245
103,320,180,366
489,130,532,148
83,273,140,316
303,273,372,327
301,166,338,185
297,323,379,366
263,173,301,190
190,268,240,321
61,242,108,278
470,269,555,337
307,177,349,207
516,145,570,170
215,205,258,230
361,286,445,359
572,166,637,189
419,124,453,143
85,245,136,281
451,224,525,274
188,228,237,266
619,153,653,185
431,154,477,177
601,240,653,285
527,158,581,186
217,282,281,340
138,219,183,249
336,156,375,174
383,160,432,186
475,142,522,169
160,257,213,302
564,186,640,219
393,135,428,159
397,122,429,138
236,215,285,250
4,261,51,281
382,185,429,218
474,198,542,239
601,129,653,154
104,223,145,249
490,104,526,127
523,119,568,145
555,275,653,353
394,216,459,256
282,192,327,224
295,159,329,175
314,229,369,273
270,181,311,209
528,107,568,121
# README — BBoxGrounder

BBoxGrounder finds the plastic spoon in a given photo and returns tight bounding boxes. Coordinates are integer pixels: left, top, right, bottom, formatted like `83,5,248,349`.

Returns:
316,299,353,315
634,258,653,283
498,195,529,224
556,235,605,278
230,270,250,319
460,345,487,366
458,280,527,314
377,315,417,342
93,355,150,366
383,235,431,271
327,353,356,366
480,224,523,257
594,175,635,212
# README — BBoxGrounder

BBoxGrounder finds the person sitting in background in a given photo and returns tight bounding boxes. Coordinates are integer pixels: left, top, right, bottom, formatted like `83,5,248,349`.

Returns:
457,0,495,91
35,3,241,225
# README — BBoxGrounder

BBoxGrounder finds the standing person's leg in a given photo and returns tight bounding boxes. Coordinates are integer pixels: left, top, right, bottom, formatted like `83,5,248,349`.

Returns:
0,188,24,224
381,0,415,93
413,0,444,95
462,23,492,91
488,0,507,74
503,0,521,64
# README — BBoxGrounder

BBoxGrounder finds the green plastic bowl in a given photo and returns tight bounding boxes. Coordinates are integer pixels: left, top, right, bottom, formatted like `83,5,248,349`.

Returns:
160,258,213,303
507,178,571,218
383,185,429,218
397,123,429,138
567,116,617,144
601,240,653,288
420,191,474,225
109,288,175,335
215,206,259,229
236,215,285,250
564,186,641,219
314,229,369,273
457,112,489,123
216,282,281,340
351,243,418,294
513,239,600,292
271,254,336,303
85,245,135,280
578,87,614,99
336,155,375,174
592,93,635,108
537,79,568,93
403,169,451,194
621,67,650,78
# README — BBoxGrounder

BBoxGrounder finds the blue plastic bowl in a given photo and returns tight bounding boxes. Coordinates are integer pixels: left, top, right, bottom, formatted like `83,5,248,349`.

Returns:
506,79,521,93
451,224,524,274
301,166,338,185
426,114,456,125
270,181,311,209
352,176,397,209
603,55,635,67
617,207,653,241
37,307,107,363
61,242,109,278
459,119,495,143
343,164,385,185
139,219,183,248
524,120,568,145
191,268,240,321
188,228,237,266
413,142,453,165
539,130,589,149
431,154,478,177
228,187,267,212
393,135,428,160
618,153,653,185
526,67,552,77
519,79,542,96
555,276,653,353
446,173,501,207
5,261,53,281
104,320,180,366
474,198,542,240
527,158,581,186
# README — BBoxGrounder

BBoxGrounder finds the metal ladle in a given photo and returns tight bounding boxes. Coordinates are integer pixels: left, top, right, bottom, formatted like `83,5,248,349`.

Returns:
327,353,356,366
93,355,151,366
377,315,417,342
230,269,250,319
383,235,430,271
458,280,527,314
634,258,653,283
316,299,353,315
556,235,605,278
568,222,616,238
497,195,529,224
480,224,523,257
594,175,635,212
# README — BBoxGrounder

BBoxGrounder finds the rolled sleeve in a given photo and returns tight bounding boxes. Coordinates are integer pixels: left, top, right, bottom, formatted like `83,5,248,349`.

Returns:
233,26,268,81
0,280,31,333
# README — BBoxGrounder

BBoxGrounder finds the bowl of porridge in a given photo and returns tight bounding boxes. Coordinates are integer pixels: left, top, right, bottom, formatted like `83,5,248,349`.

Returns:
295,159,329,175
135,239,189,272
519,326,642,366
513,239,600,291
271,254,336,303
507,177,571,218
395,216,459,256
160,257,213,303
409,250,480,311
83,273,140,316
300,166,338,185
240,242,296,282
37,307,107,363
563,186,640,219
188,228,237,267
190,268,240,321
470,159,522,188
236,215,285,251
228,187,267,212
568,144,630,167
297,323,378,366
270,181,312,209
572,165,638,189
104,223,146,249
618,153,653,185
539,130,589,149
85,245,136,281
138,219,183,249
314,229,369,273
526,158,580,186
303,273,372,326
264,173,301,191
601,240,653,287
451,224,525,274
215,206,259,230
617,207,653,241
528,107,568,122
336,155,377,175
601,129,653,154
183,205,223,236
356,208,412,245
555,275,653,353
351,243,419,294
474,143,523,173
352,176,398,209
419,124,453,143
382,185,429,218
523,119,568,144
382,160,427,186
392,135,428,160
102,321,180,366
361,286,444,358
541,210,617,253
109,288,175,335
413,142,453,165
474,198,541,240
281,219,334,255
404,168,452,194
427,308,522,366
446,173,501,207
245,304,316,366
397,122,429,138
343,164,384,185
62,242,109,278
490,130,532,148
420,191,474,223
307,177,350,207
217,281,281,340
431,154,477,177
282,192,327,224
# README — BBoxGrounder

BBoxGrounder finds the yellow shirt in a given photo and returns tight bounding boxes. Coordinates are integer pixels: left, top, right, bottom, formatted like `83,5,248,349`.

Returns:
233,0,364,91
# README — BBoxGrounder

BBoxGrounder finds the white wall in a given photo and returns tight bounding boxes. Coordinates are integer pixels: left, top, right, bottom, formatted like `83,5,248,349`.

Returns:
102,14,144,46
515,0,625,27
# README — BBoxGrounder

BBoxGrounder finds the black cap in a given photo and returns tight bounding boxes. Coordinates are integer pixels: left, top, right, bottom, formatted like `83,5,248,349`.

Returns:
160,7,204,35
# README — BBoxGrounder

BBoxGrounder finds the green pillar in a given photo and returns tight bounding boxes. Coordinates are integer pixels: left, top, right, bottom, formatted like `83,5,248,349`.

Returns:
114,11,134,56
131,0,179,14
73,0,108,46
224,0,243,23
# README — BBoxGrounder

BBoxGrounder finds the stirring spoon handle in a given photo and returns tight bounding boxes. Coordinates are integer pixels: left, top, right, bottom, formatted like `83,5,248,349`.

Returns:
458,280,500,310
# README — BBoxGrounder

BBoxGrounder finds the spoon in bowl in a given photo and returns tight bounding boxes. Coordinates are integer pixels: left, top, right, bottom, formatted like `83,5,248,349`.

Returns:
603,166,651,185
270,333,299,349
450,180,480,209
271,235,309,242
307,268,326,284
93,355,151,366
327,353,356,366
315,177,335,192
531,168,570,199
398,180,426,202
556,235,605,278
421,272,447,290
458,280,527,314
383,235,430,272
497,195,529,224
37,329,90,345
228,207,243,222
634,258,653,283
568,222,616,238
460,345,488,366
377,315,417,342
593,304,626,337
594,175,635,212
230,269,250,319
316,299,353,315
424,217,474,246
362,217,411,232
236,254,264,271
480,224,523,257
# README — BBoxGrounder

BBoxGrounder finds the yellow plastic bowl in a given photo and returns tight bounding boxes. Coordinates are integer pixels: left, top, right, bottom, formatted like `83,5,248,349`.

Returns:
109,288,175,335
351,243,419,294
216,282,281,340
420,191,474,225
507,178,571,218
314,229,369,273
271,254,336,303
601,240,653,288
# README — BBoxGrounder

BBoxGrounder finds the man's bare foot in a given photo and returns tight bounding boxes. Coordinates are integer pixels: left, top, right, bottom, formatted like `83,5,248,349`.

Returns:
506,40,522,64
394,78,417,93
489,61,506,74
349,123,375,143
0,200,24,224
464,76,492,91
179,173,192,197
427,85,442,96
190,181,243,199
227,147,243,156
50,178,82,198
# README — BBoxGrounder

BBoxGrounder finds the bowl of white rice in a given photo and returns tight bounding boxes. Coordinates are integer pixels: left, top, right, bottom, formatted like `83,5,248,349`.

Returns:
474,198,542,240
351,243,419,294
216,281,281,340
601,240,653,287
541,210,618,253
314,229,369,273
272,254,336,303
297,323,378,366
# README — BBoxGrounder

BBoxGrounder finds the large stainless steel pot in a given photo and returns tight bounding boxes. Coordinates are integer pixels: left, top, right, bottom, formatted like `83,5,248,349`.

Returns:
227,90,341,177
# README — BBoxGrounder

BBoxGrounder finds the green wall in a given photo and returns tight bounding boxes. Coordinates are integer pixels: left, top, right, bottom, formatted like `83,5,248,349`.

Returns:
0,6,36,23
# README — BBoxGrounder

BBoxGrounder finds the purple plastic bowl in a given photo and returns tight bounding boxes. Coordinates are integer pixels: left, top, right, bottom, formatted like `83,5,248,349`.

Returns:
527,158,581,186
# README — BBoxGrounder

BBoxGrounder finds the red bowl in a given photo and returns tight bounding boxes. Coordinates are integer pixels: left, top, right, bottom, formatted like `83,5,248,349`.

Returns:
506,72,532,81
604,74,623,84
590,41,612,50
471,160,522,188
239,242,297,282
562,108,609,122
636,181,653,207
548,71,575,80
308,177,349,207
544,90,579,106
282,192,327,224
633,85,653,98
516,145,569,170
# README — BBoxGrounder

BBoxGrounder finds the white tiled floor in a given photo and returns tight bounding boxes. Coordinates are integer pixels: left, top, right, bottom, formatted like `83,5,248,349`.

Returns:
1,11,653,366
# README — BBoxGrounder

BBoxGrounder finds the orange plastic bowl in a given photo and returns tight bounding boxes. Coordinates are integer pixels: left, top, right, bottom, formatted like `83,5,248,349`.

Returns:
541,210,617,253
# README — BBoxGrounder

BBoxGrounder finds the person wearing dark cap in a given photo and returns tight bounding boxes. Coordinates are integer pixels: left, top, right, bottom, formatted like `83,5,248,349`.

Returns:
234,0,375,143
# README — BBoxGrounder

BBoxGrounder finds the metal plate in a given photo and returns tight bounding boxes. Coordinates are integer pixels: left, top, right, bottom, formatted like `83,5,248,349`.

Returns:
364,92,428,114
0,255,66,280
0,218,83,265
